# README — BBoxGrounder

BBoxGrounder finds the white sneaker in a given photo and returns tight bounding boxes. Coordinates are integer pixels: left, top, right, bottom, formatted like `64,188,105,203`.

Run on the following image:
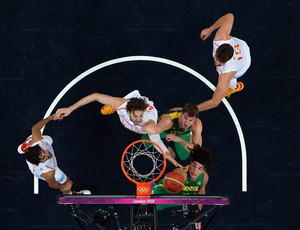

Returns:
17,135,32,154
70,190,91,195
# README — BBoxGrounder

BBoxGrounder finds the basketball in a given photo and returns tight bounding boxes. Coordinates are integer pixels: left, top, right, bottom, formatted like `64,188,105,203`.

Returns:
163,171,185,194
100,105,116,115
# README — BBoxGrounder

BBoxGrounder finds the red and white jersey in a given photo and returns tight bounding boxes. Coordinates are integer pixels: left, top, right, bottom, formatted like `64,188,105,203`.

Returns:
26,136,58,181
213,37,251,78
116,90,158,134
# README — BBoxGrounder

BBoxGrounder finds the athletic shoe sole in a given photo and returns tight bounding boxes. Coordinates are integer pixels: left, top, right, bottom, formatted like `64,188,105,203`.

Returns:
17,135,32,154
225,82,244,98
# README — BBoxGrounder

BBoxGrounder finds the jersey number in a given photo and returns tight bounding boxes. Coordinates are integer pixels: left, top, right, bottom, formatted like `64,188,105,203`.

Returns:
234,44,243,61
146,104,154,111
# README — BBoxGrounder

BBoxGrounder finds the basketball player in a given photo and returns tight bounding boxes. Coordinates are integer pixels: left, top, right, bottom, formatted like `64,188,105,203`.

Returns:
143,103,203,161
55,90,182,168
197,13,251,111
152,144,212,230
17,114,90,195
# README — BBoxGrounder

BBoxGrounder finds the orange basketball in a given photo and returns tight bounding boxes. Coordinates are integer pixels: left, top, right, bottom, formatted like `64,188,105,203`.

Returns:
163,171,185,194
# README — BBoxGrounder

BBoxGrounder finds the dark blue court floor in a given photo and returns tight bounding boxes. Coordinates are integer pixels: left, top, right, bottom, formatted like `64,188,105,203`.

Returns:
1,0,299,229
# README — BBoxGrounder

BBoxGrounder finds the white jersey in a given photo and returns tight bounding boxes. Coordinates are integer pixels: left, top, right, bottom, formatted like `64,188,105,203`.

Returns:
116,90,158,134
26,136,67,183
213,37,251,78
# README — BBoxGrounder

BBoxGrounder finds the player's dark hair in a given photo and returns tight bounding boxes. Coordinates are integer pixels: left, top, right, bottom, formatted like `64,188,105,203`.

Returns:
126,97,148,112
215,43,234,63
189,144,213,168
182,103,199,117
25,145,42,165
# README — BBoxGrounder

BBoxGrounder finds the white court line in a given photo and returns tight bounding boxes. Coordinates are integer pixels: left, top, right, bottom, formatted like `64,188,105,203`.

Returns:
35,55,247,194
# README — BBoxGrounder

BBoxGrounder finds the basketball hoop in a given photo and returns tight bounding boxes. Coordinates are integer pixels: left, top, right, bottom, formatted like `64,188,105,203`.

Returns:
121,140,166,196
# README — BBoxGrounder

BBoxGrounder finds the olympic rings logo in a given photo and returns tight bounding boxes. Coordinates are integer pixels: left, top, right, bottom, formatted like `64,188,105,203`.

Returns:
138,187,150,193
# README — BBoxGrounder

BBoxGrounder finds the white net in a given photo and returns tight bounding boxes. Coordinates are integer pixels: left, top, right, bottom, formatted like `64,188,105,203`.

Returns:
122,140,165,183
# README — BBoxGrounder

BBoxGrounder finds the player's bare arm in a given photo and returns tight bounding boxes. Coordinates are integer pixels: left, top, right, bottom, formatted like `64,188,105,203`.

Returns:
191,118,203,146
197,71,235,112
155,114,173,134
166,134,194,150
201,13,234,41
41,170,72,191
142,120,183,168
55,93,126,118
213,13,234,41
141,119,157,135
31,115,57,144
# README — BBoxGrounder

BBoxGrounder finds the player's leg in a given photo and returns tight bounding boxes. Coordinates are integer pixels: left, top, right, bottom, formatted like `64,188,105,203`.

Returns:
55,167,91,195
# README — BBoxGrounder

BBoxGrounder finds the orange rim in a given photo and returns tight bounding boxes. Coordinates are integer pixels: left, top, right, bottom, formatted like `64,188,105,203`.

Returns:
121,139,166,196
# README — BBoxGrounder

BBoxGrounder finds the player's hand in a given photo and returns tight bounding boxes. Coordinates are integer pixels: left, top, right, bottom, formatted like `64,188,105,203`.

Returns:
51,114,63,121
170,107,182,111
55,108,72,119
166,134,181,143
165,152,183,168
174,160,183,169
200,28,211,41
174,167,187,181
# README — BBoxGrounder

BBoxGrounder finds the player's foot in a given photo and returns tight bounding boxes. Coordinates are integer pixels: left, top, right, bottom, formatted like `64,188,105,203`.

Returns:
17,135,32,154
70,190,91,195
100,105,116,115
225,82,244,98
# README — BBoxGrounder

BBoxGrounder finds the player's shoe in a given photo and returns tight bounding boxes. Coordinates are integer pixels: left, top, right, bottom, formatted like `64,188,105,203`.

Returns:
17,135,32,154
225,82,244,98
100,105,116,115
70,190,91,195
150,183,157,190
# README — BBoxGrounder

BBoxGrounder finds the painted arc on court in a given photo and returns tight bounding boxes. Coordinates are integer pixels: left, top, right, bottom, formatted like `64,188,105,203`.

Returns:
34,55,247,194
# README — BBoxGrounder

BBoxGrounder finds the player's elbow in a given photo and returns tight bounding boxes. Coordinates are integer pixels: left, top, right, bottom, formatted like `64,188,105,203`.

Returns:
226,13,234,19
90,92,101,99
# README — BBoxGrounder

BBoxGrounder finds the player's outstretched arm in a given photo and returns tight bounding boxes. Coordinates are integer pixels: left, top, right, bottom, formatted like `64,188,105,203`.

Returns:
55,93,126,118
31,114,58,144
143,120,183,168
197,72,234,112
200,13,234,41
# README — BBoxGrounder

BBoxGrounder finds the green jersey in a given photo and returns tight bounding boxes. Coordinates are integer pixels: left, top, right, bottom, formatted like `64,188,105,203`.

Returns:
158,109,191,136
142,109,191,160
152,166,205,210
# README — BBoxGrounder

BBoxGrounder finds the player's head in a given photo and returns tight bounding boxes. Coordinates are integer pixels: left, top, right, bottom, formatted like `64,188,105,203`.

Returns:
214,43,234,66
25,145,52,165
188,144,213,180
180,103,199,129
126,97,148,124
